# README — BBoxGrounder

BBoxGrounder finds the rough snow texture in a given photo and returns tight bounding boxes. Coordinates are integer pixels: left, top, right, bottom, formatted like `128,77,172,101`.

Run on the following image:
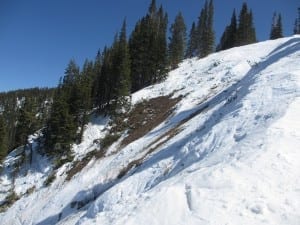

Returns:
0,36,300,225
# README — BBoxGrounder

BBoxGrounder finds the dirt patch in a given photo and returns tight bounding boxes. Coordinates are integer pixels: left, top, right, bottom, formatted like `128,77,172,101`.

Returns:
65,149,105,181
121,95,181,147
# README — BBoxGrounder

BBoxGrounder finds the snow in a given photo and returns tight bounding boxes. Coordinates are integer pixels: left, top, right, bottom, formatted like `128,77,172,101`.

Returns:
72,115,110,159
0,36,300,225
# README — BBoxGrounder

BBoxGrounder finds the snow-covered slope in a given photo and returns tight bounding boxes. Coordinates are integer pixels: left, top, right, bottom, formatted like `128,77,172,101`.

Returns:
1,36,300,225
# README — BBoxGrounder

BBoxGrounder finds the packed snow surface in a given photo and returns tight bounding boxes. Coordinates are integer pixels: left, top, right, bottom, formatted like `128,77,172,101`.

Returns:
1,36,300,225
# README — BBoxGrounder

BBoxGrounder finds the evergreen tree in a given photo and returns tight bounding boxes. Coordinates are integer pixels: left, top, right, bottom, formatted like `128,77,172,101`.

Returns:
63,59,80,88
44,60,82,155
294,19,299,34
270,12,283,40
196,0,215,58
205,0,215,55
44,88,76,155
15,98,36,147
236,3,257,46
76,59,94,138
155,6,168,82
270,12,278,39
129,0,168,92
0,115,7,161
168,12,187,69
294,7,300,34
196,2,207,57
276,13,282,38
185,22,198,58
217,9,237,51
112,20,131,113
92,50,102,108
100,46,114,111
129,19,147,92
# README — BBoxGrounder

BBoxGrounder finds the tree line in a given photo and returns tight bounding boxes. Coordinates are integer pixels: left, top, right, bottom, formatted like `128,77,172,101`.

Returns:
0,88,54,161
1,1,299,161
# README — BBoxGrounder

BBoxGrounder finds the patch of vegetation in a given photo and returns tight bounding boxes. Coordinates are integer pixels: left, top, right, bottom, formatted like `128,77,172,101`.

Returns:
43,172,56,187
117,158,144,179
121,95,181,147
53,154,74,170
65,150,99,181
100,134,121,149
25,186,36,195
0,190,19,212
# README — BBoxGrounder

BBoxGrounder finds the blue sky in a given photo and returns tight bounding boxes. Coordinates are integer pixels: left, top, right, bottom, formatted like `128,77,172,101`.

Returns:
0,0,298,92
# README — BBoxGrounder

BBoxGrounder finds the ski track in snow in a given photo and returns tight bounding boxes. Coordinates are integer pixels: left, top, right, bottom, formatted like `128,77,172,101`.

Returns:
1,36,300,225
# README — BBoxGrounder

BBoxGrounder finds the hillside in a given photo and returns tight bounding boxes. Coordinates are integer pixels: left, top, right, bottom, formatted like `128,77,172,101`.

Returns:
0,36,300,225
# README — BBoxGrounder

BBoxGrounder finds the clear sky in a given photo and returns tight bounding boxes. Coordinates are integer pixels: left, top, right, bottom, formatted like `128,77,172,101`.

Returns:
0,0,298,92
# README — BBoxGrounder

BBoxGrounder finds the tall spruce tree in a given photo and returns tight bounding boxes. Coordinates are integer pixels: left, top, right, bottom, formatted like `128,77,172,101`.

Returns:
129,0,168,92
44,87,76,156
113,20,131,113
196,0,215,58
205,0,215,55
15,98,36,147
168,12,187,69
155,6,168,82
217,9,237,51
236,3,257,46
92,50,102,108
294,7,300,34
270,12,283,40
76,59,94,139
0,115,7,161
185,22,198,58
99,46,114,112
196,2,207,57
44,60,82,155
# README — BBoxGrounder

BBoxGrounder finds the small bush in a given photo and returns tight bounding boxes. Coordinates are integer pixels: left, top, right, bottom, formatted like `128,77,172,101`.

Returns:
100,134,121,149
25,186,36,195
53,154,74,169
44,172,56,186
0,190,19,212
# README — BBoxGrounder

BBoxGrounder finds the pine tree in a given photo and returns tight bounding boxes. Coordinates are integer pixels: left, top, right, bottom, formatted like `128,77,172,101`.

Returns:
205,0,215,55
44,88,76,156
76,59,94,139
270,12,283,40
168,12,187,69
44,60,82,155
63,59,80,88
15,98,36,147
196,2,207,57
100,46,114,111
185,22,198,58
196,0,215,58
155,6,168,82
113,19,131,114
129,1,168,91
92,50,102,108
217,9,237,51
294,19,299,35
270,12,278,39
294,7,300,34
0,115,7,161
129,19,147,92
298,7,300,33
236,3,257,46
